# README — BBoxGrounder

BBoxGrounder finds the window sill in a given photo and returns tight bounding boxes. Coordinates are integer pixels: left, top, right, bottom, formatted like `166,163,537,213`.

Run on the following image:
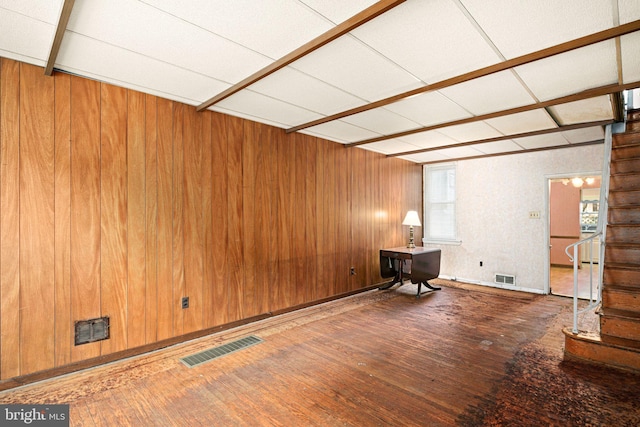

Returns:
422,238,462,246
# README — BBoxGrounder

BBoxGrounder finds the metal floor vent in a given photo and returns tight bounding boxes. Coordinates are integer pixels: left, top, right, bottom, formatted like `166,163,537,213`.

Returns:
180,335,263,368
495,274,516,285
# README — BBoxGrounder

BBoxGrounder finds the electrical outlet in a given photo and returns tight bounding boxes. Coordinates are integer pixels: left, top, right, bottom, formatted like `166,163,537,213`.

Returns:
529,211,541,219
181,297,189,309
350,267,356,276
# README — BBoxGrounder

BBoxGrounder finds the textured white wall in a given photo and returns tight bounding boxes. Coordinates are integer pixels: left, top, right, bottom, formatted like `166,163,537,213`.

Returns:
424,143,604,293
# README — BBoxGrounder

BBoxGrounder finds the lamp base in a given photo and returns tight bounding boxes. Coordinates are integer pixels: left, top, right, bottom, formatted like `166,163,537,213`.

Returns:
407,226,415,248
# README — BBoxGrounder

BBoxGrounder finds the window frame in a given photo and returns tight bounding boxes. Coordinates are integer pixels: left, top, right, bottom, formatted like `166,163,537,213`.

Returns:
423,163,461,245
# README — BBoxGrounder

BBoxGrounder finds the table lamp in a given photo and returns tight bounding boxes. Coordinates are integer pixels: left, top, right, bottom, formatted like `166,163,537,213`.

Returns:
402,210,421,248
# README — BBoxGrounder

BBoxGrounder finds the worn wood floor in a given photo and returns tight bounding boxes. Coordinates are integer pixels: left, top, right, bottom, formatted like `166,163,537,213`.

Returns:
1,279,638,426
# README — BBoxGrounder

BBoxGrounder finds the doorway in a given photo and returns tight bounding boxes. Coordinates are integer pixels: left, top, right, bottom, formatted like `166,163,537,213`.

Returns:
548,175,601,299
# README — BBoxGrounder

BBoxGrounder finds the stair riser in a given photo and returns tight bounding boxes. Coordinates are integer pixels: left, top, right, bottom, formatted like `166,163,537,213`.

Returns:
600,316,640,341
610,174,640,191
626,121,640,132
564,332,640,372
606,226,640,243
612,145,640,160
628,110,640,121
611,159,640,174
608,208,640,224
602,289,640,312
613,133,640,149
604,269,640,289
605,247,640,265
608,190,640,206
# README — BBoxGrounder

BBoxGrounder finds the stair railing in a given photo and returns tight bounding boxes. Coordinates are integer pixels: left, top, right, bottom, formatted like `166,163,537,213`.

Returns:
565,124,612,334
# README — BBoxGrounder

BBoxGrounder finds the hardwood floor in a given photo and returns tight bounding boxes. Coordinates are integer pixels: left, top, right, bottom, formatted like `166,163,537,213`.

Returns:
550,263,600,300
1,279,638,426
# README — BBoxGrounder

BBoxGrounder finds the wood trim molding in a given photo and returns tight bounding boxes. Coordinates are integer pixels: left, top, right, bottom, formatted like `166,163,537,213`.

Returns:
45,0,75,76
196,0,406,112
386,119,613,158
286,19,640,134
347,81,640,147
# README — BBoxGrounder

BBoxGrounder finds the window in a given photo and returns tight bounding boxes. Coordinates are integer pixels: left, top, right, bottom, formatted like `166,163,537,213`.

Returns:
424,164,458,243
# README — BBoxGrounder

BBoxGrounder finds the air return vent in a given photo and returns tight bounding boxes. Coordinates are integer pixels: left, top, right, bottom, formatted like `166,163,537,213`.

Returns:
180,335,263,368
495,274,516,286
75,317,110,345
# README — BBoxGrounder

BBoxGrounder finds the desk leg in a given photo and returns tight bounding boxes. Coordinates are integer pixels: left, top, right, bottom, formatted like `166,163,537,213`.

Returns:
416,281,441,298
378,260,404,290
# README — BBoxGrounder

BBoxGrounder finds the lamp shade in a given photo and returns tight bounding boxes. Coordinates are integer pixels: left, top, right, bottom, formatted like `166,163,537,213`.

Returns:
402,210,421,227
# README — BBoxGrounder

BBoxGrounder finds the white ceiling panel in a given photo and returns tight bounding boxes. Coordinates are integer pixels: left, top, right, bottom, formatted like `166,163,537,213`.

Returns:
57,33,225,105
439,70,536,115
460,0,614,59
341,108,421,136
514,41,618,101
302,120,380,143
215,90,322,127
621,33,640,84
435,146,485,159
68,0,272,84
436,121,502,143
142,0,333,59
485,109,557,135
513,133,570,150
396,130,460,149
299,0,378,24
363,139,420,155
547,96,614,126
384,92,472,127
398,151,452,164
290,35,423,101
0,7,54,65
0,0,62,23
351,0,501,83
619,0,640,24
561,126,605,144
249,67,364,115
472,140,523,154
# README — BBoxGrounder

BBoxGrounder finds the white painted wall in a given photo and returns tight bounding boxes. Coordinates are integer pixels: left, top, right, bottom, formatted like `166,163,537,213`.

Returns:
423,144,604,293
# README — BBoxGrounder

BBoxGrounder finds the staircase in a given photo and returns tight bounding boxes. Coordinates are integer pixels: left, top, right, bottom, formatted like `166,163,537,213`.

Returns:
564,108,640,372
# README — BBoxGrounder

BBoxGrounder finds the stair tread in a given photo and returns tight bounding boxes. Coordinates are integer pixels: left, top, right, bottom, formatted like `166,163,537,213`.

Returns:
603,284,640,293
604,261,640,270
601,307,640,319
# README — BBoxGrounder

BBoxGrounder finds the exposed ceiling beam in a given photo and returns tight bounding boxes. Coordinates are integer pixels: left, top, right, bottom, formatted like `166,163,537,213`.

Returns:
287,19,640,134
386,119,613,158
346,80,640,147
45,0,75,76
196,0,406,112
419,139,604,166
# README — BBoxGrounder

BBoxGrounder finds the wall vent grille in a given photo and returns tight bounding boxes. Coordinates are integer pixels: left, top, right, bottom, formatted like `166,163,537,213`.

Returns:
495,274,516,286
75,317,110,346
180,335,263,368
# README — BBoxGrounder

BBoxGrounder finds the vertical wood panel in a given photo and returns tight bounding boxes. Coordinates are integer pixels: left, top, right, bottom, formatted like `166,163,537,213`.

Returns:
242,121,257,317
183,106,203,333
226,116,244,322
304,136,317,302
293,133,308,306
0,58,21,379
155,98,173,340
172,103,185,336
335,142,350,294
323,142,337,297
145,94,158,343
127,90,147,348
200,111,213,328
275,128,293,310
19,64,55,375
99,83,128,355
265,126,279,313
211,112,228,326
54,71,72,367
315,140,326,300
70,75,101,362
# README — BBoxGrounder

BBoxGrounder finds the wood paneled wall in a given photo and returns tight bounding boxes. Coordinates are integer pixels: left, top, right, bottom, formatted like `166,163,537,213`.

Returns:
0,59,422,380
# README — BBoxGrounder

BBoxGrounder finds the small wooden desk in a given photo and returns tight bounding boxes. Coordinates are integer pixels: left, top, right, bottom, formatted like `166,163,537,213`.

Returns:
379,246,442,298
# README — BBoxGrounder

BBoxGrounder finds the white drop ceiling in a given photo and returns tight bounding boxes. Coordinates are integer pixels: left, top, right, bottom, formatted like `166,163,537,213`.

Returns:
1,0,639,164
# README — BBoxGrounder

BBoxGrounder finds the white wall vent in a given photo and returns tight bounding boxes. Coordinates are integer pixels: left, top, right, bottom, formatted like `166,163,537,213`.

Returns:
495,274,516,286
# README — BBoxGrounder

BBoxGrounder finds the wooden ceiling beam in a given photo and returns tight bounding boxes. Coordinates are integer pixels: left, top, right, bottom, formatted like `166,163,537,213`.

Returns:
346,80,640,147
287,19,640,134
386,119,613,158
196,0,406,112
45,0,75,76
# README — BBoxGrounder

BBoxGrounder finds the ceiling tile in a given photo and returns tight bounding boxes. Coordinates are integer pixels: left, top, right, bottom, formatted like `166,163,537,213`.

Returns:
485,109,557,135
299,0,378,24
0,0,62,23
472,140,523,154
439,70,536,115
249,66,364,115
560,126,605,144
436,121,503,142
619,0,640,24
547,96,613,126
620,33,640,84
396,130,460,149
341,108,421,136
302,120,380,143
514,41,618,101
435,146,485,159
384,92,472,127
0,7,54,64
513,133,570,150
290,35,423,101
142,0,334,59
364,139,421,155
351,0,501,83
398,151,452,164
460,0,614,58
